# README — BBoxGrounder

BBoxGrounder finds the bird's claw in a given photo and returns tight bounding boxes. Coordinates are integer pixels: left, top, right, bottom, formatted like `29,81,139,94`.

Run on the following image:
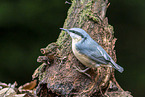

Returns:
73,65,91,78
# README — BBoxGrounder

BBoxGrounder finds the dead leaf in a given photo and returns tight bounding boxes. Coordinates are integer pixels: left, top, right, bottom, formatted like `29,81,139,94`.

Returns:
14,93,27,97
0,88,16,97
21,80,37,90
0,82,8,88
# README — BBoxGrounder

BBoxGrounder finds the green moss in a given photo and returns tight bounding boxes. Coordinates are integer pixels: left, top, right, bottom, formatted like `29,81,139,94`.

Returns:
39,71,46,81
56,31,66,46
77,0,101,26
56,0,75,46
78,1,93,25
67,0,76,18
80,0,85,4
87,13,100,22
37,65,47,81
108,24,114,33
57,0,101,45
108,25,113,30
32,63,47,81
86,0,93,7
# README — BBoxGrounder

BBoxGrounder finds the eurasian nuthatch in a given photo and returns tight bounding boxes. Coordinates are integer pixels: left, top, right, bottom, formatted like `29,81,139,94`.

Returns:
60,28,124,73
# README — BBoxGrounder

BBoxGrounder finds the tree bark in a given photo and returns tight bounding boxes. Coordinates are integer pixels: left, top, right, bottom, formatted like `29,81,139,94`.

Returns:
33,0,133,96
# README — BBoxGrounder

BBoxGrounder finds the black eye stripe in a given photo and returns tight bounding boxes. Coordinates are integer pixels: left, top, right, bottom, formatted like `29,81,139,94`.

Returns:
69,30,84,38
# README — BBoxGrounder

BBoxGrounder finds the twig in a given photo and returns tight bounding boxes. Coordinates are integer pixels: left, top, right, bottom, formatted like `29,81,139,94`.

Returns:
65,1,72,4
2,84,11,97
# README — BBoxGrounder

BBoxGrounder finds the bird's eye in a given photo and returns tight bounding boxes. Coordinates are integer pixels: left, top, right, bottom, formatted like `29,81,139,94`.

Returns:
69,30,76,33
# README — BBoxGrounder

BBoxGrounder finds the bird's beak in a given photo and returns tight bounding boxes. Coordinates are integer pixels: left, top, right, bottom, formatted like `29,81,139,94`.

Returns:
60,28,69,33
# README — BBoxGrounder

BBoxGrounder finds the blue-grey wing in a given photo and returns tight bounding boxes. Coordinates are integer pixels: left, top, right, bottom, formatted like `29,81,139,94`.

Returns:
76,39,111,64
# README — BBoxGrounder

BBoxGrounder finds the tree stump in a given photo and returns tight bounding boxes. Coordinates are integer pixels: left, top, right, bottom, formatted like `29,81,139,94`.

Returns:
33,0,133,96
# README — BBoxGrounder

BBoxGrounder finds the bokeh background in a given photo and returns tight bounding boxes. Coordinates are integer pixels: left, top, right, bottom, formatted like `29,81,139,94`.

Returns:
0,0,144,96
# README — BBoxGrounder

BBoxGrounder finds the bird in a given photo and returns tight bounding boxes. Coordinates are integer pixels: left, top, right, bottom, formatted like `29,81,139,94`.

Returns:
60,28,124,73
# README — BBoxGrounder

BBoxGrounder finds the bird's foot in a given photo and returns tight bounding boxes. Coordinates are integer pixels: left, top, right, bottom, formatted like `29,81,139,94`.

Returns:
73,65,91,78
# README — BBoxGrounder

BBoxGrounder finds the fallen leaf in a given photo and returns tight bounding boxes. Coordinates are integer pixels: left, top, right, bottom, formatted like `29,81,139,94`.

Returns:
14,93,27,97
0,82,8,88
21,80,37,90
0,88,16,97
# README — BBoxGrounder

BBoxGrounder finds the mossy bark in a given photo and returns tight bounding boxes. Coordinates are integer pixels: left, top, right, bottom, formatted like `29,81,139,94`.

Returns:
33,0,132,96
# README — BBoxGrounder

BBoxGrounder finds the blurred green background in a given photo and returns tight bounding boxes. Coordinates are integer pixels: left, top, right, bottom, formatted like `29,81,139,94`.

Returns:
0,0,144,96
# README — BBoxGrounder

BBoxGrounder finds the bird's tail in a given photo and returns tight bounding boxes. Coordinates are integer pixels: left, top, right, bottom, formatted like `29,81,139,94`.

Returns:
110,59,124,73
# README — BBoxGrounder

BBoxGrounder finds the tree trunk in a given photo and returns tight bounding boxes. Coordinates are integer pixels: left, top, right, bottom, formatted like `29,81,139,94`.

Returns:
33,0,133,96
